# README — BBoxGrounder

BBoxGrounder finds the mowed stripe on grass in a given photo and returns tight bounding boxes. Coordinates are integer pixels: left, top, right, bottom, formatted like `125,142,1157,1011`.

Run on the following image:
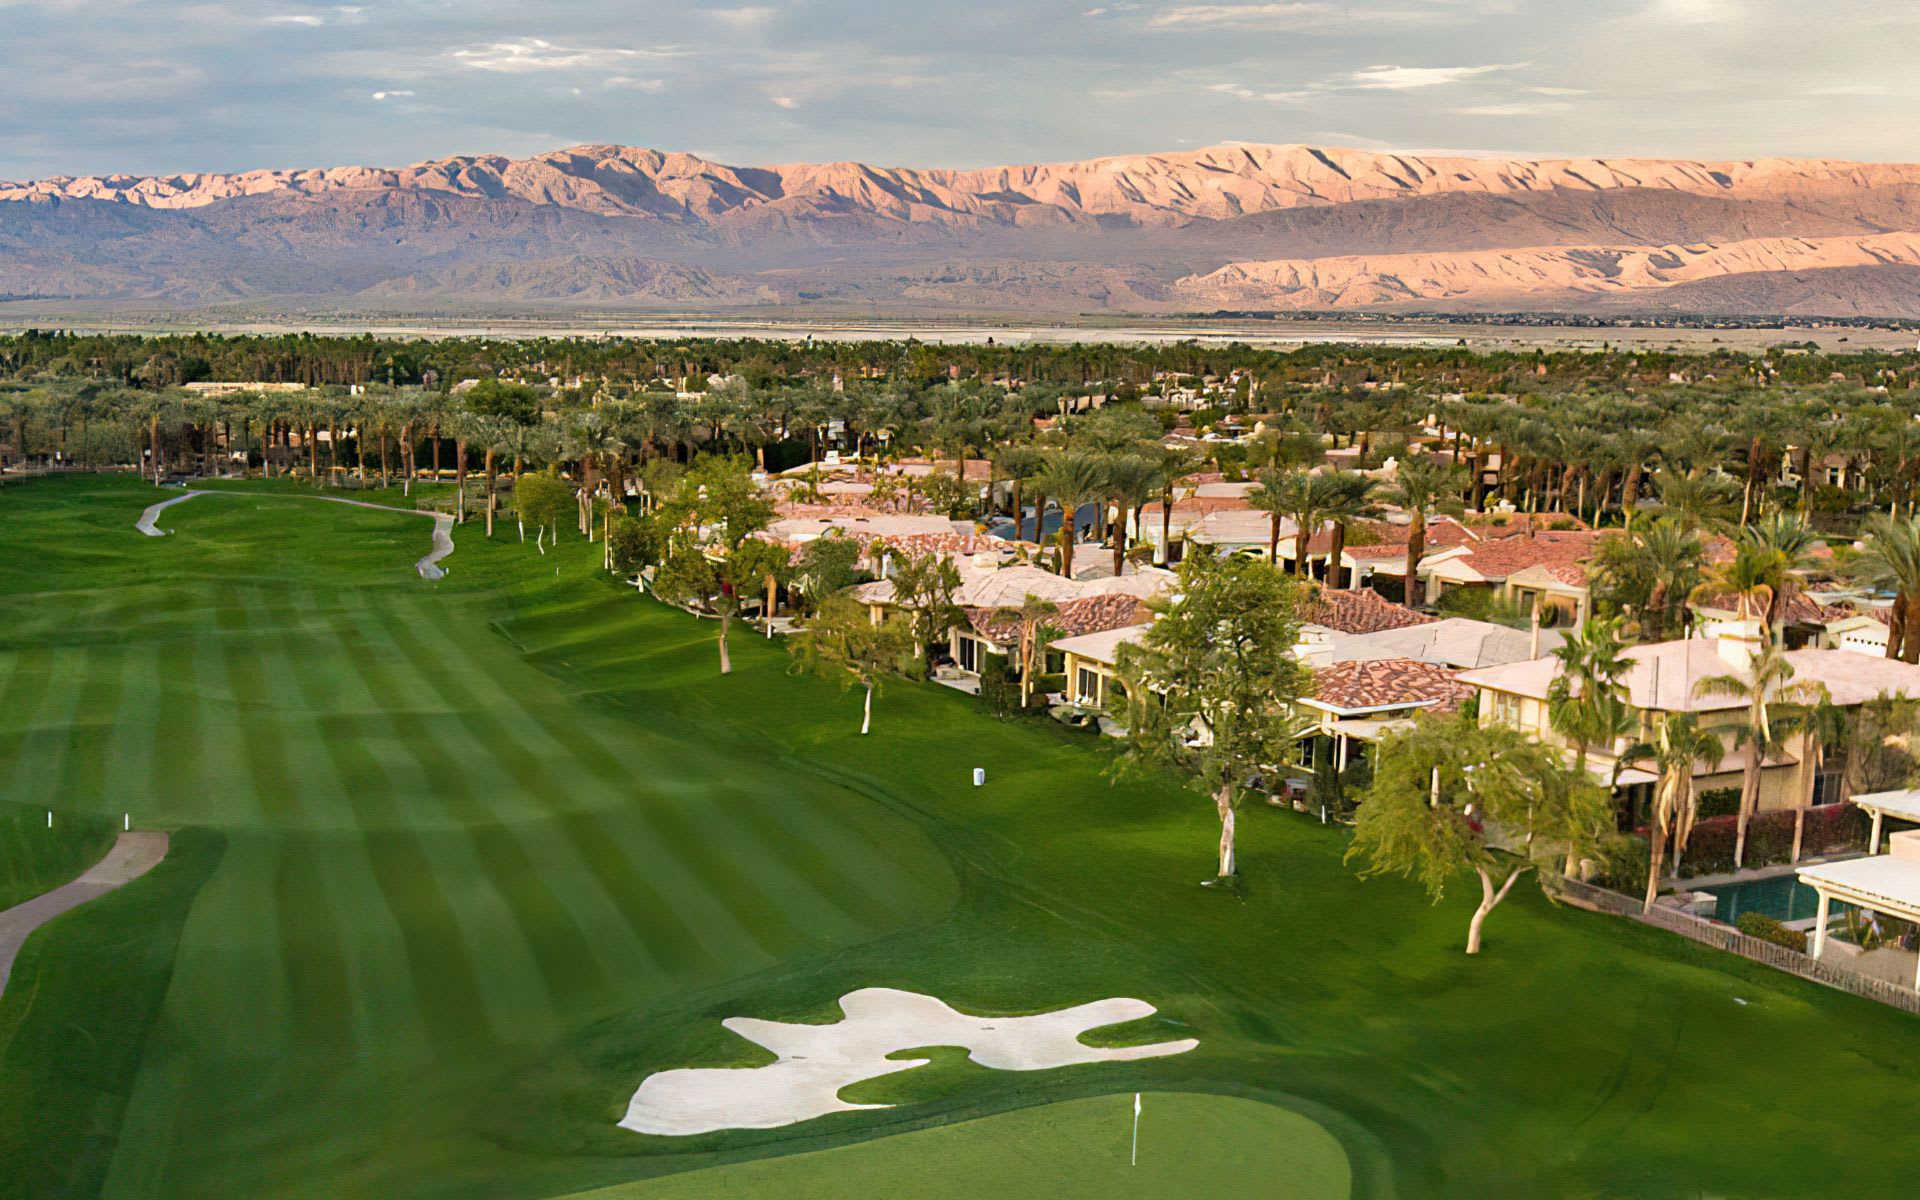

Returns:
0,483,959,1198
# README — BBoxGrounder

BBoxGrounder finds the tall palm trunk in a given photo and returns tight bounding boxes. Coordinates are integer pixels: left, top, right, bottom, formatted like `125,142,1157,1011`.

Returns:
1405,516,1427,608
455,439,468,522
484,448,497,537
1329,520,1350,589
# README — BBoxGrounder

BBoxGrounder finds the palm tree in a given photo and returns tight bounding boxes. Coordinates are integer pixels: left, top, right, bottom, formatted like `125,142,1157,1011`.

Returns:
1743,512,1821,632
1248,466,1297,568
993,444,1045,542
1318,470,1380,589
1384,457,1465,608
1851,512,1920,663
1033,450,1110,579
1694,639,1824,870
1694,538,1785,625
1014,593,1059,706
1103,454,1164,576
1547,616,1635,874
1643,713,1726,911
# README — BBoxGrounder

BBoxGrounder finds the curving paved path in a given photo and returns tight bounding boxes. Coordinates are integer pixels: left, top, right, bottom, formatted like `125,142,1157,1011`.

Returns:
136,490,456,579
0,831,169,998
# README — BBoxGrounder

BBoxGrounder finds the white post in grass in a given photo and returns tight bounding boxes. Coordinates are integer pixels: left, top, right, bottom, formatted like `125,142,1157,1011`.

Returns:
1130,1092,1141,1167
124,813,131,831
47,810,52,829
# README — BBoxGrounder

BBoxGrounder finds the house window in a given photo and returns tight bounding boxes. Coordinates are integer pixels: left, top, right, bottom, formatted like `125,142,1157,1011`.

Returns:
1076,667,1101,706
957,635,978,673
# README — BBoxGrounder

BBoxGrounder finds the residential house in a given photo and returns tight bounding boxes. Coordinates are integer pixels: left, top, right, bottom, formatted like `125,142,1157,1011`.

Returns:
1296,659,1477,775
1459,619,1920,819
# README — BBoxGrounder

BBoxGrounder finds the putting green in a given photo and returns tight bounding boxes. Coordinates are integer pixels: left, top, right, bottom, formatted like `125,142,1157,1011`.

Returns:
7,474,1920,1200
566,1093,1348,1199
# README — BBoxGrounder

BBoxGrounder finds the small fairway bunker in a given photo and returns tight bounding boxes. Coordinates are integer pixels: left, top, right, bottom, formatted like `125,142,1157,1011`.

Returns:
618,988,1199,1137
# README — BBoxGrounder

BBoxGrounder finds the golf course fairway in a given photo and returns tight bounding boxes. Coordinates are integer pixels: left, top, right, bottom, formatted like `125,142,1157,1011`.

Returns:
3,473,1920,1199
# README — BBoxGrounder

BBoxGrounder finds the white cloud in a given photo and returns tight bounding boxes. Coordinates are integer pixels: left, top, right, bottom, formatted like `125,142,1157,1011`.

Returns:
370,90,413,101
1345,63,1516,90
1651,0,1735,25
770,94,798,108
450,39,681,74
711,6,775,27
1208,81,1312,103
605,76,666,93
264,13,324,27
1149,3,1331,28
1457,101,1567,116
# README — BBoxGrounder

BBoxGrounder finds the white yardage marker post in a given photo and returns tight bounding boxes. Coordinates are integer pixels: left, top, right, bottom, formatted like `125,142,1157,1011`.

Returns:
1131,1092,1141,1166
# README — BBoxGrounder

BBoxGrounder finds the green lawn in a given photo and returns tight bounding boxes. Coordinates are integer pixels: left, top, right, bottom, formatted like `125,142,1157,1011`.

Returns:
0,803,116,911
562,1092,1349,1199
3,473,1919,1199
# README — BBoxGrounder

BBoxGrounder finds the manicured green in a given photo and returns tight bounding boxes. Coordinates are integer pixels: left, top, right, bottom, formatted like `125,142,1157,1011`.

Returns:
0,829,223,1200
4,473,1920,1199
562,1092,1349,1200
0,803,115,911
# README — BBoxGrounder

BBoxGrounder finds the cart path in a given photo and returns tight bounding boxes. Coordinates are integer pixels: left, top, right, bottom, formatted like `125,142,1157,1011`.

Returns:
136,490,456,579
0,831,170,999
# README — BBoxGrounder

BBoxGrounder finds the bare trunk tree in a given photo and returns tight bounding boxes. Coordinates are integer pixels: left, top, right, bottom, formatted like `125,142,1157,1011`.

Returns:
1214,784,1237,878
1467,865,1525,955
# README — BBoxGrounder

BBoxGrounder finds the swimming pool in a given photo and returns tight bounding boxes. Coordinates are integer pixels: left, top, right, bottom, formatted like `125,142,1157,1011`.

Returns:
1703,872,1834,925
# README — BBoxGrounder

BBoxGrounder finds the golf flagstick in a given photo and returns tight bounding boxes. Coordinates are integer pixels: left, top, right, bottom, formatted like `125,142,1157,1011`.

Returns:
1131,1092,1141,1166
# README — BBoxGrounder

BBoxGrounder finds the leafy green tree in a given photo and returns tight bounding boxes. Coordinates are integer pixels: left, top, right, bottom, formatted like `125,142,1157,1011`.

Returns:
608,512,667,576
649,456,781,675
792,536,863,612
1115,553,1307,880
789,593,921,734
889,549,964,656
1348,714,1608,955
513,471,574,552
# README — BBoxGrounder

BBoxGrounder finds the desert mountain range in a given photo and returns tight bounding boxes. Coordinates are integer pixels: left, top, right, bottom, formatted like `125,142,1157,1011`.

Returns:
6,143,1920,316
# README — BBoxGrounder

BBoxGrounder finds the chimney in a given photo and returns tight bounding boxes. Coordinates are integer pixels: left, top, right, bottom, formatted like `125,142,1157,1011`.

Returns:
1711,618,1766,671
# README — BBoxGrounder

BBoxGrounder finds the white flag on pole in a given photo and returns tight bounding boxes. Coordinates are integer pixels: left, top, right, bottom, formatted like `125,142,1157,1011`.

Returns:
1130,1092,1142,1166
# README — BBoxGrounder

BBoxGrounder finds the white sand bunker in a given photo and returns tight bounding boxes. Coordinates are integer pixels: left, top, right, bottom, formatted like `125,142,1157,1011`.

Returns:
618,987,1198,1137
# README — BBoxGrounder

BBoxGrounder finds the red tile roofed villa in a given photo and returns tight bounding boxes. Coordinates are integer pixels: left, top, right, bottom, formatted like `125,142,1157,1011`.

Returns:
1458,618,1920,822
1295,658,1477,781
1422,529,1603,622
1296,586,1434,636
1049,621,1152,712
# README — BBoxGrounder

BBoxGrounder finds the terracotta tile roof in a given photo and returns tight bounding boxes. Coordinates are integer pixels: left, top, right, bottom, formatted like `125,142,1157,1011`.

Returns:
1694,589,1858,626
1468,513,1587,538
1310,658,1475,713
1297,586,1435,634
965,593,1150,645
1305,515,1476,556
1445,530,1602,581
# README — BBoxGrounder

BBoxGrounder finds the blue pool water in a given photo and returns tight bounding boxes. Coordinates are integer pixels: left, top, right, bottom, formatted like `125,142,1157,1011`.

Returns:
1703,873,1834,924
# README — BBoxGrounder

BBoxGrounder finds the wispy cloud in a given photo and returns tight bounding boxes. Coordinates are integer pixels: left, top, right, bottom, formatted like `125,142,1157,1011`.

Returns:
450,39,683,74
264,13,325,27
1208,82,1312,103
1149,3,1331,28
710,6,775,28
605,76,666,93
770,94,799,109
370,90,414,101
1345,63,1518,90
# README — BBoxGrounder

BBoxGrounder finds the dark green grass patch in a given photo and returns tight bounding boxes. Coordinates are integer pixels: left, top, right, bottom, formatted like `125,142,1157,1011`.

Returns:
0,827,224,1200
0,803,117,911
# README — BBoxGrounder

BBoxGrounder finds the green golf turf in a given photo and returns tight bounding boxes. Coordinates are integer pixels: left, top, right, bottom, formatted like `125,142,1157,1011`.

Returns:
3,473,1920,1199
0,803,116,911
562,1092,1348,1199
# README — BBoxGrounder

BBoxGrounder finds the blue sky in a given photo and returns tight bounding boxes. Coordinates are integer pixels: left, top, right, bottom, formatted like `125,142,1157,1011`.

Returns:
1,0,1913,179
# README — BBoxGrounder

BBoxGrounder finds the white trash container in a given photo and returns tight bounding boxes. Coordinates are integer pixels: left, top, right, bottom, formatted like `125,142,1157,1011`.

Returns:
972,768,986,787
